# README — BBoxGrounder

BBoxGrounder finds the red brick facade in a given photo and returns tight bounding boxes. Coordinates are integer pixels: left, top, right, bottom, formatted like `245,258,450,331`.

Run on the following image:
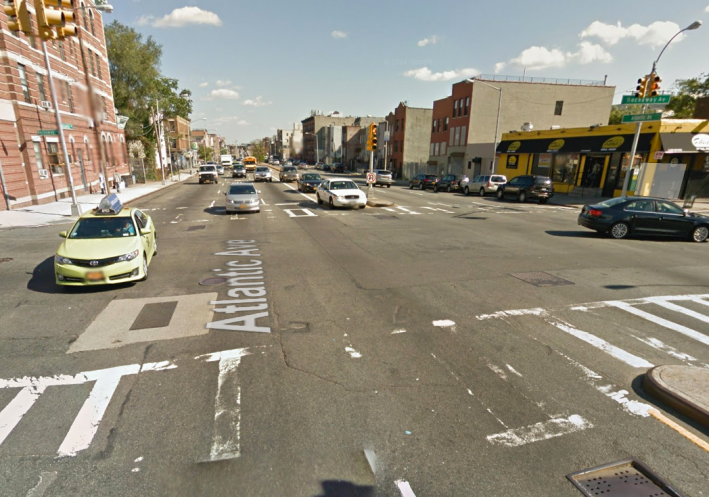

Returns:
0,2,127,210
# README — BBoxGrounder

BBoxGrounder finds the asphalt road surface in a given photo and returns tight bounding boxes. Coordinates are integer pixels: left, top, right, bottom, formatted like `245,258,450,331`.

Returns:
1,170,709,497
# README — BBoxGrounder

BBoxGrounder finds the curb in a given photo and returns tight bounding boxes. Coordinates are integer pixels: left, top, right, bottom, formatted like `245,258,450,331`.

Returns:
644,365,709,429
124,173,196,207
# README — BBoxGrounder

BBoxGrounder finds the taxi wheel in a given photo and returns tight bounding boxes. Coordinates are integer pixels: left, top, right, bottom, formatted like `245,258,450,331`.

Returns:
447,185,452,193
153,237,158,256
141,256,149,281
317,193,323,205
329,198,335,209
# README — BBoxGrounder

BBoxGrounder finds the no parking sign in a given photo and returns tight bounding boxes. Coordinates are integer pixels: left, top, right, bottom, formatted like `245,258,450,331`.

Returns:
366,172,376,184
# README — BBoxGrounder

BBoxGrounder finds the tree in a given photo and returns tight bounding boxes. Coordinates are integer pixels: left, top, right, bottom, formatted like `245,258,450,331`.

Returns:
608,105,644,124
198,145,213,162
249,140,267,163
666,73,709,118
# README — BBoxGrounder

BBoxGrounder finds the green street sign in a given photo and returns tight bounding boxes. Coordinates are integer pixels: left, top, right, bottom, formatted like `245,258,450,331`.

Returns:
192,143,198,150
621,95,671,105
61,123,73,130
622,112,663,123
38,129,58,136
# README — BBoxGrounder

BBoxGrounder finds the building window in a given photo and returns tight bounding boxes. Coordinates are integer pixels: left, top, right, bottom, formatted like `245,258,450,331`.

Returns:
441,142,447,155
58,40,66,61
465,97,470,116
88,10,95,36
95,52,102,80
17,64,30,103
88,49,96,76
555,100,564,116
65,82,74,113
430,143,435,156
33,142,45,172
455,127,461,146
47,142,62,174
434,143,440,156
395,120,399,132
461,126,467,145
36,73,47,102
454,100,458,117
444,117,449,131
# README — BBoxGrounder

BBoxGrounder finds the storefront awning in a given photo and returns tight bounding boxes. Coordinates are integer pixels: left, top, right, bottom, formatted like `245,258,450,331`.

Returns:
661,133,709,153
497,134,655,154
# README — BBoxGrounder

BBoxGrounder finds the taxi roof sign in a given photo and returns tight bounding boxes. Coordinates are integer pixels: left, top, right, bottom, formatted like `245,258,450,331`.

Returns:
96,194,123,214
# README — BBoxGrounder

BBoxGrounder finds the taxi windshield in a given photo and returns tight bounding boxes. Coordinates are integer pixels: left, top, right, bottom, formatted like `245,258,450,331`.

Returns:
69,217,137,239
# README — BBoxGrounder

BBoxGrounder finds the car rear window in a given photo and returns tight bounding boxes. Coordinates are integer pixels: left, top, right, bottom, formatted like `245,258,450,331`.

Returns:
425,175,437,179
491,176,506,182
597,197,628,208
535,177,552,185
284,167,296,172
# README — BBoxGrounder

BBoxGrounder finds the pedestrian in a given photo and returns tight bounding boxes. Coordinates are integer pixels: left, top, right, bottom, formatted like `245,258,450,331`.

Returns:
99,173,106,194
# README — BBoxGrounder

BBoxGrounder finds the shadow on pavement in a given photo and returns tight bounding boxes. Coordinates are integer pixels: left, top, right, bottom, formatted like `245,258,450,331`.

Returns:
27,256,132,294
315,481,374,497
545,231,600,238
203,207,226,216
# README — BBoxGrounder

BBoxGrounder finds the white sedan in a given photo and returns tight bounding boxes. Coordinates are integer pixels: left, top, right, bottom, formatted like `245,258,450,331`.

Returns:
316,180,367,209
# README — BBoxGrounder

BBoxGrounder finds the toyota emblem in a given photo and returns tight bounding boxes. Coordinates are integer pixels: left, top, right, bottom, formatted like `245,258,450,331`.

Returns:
90,261,99,267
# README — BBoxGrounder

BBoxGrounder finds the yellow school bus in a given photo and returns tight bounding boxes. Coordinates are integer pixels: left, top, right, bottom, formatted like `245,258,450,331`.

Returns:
243,156,257,171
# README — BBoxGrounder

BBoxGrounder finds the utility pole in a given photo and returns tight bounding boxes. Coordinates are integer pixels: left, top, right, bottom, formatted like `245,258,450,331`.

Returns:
153,103,166,185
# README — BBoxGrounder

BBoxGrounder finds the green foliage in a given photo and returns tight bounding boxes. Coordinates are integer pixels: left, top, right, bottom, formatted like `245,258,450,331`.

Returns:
608,105,644,125
666,73,709,118
198,145,213,161
249,140,267,163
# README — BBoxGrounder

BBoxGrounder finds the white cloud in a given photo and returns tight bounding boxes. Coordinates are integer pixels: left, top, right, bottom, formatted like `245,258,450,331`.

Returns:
494,62,507,74
242,96,272,107
574,41,613,64
215,80,232,87
331,30,347,39
198,82,209,88
236,120,249,126
143,7,223,28
209,89,240,100
403,67,480,82
706,5,709,12
417,36,438,47
580,20,684,48
498,42,612,72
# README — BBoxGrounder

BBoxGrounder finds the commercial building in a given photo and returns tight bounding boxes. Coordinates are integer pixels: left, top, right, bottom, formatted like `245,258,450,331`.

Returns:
0,1,127,210
301,112,356,164
275,128,293,160
496,119,709,199
290,123,303,160
427,75,615,179
164,116,190,169
384,102,432,178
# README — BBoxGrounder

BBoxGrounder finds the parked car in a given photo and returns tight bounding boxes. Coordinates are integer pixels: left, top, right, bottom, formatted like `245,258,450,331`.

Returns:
224,182,261,214
373,169,393,188
216,165,225,175
496,175,554,203
232,165,246,178
315,162,324,170
321,164,332,172
279,166,299,182
434,174,468,193
316,180,367,209
462,174,508,196
297,173,323,192
254,166,273,182
408,174,438,190
332,163,346,173
578,197,709,242
199,165,219,184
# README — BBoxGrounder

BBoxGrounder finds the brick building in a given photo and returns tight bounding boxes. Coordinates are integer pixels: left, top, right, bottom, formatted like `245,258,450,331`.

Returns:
0,2,127,210
164,116,191,169
385,102,432,178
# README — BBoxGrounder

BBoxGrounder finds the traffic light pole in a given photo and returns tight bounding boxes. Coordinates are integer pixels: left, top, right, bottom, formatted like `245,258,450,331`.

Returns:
621,122,642,197
42,40,81,216
367,149,374,199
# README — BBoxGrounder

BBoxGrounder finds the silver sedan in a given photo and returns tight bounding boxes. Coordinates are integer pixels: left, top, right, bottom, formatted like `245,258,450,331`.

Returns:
224,182,260,213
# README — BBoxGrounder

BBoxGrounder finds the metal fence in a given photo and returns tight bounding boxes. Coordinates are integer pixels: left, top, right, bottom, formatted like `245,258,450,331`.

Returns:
475,75,606,87
130,158,147,184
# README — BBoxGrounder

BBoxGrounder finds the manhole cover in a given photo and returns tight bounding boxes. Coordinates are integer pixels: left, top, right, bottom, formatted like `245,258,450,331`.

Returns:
375,215,399,220
187,225,206,231
0,258,12,264
567,459,684,496
511,271,574,287
129,301,178,331
199,277,227,286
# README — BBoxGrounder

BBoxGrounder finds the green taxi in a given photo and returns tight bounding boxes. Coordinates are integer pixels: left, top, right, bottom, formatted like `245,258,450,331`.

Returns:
54,195,157,286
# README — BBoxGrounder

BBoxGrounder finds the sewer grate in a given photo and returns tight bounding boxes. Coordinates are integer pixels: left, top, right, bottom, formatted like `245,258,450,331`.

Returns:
567,459,684,496
199,277,227,286
129,301,178,331
0,258,12,264
511,271,574,287
187,225,206,231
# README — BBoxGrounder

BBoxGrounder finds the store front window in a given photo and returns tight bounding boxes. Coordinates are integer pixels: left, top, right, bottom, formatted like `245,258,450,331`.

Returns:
551,153,579,184
684,154,709,199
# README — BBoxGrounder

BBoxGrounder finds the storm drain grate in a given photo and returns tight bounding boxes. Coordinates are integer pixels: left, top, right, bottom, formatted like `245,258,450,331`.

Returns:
199,277,227,286
567,459,684,497
511,271,574,287
187,225,206,231
129,301,178,331
0,258,12,264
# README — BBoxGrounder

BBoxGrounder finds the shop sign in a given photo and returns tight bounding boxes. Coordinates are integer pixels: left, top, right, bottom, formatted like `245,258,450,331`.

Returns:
692,134,709,152
507,141,521,153
507,155,518,169
654,151,664,160
538,153,552,168
670,158,679,165
601,136,625,151
547,139,565,152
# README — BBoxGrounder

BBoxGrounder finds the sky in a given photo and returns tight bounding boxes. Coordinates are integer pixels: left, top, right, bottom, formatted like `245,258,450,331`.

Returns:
111,0,709,144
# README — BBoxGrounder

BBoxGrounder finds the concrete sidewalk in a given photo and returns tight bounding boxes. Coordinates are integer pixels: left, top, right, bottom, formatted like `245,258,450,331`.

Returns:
0,173,195,229
644,366,709,429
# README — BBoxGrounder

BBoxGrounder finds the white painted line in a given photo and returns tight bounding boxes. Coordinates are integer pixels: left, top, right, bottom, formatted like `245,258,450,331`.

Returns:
176,207,188,210
0,386,46,448
345,346,362,358
209,201,215,208
282,181,317,202
597,386,652,417
391,329,406,334
546,318,654,368
433,319,455,328
217,190,221,194
275,203,299,206
26,471,57,497
383,207,397,212
397,207,421,215
506,364,523,377
396,480,417,497
421,207,437,211
607,301,709,347
230,214,239,220
284,208,317,218
476,308,547,320
487,415,592,447
632,336,698,363
646,297,709,325
260,198,266,205
487,363,508,380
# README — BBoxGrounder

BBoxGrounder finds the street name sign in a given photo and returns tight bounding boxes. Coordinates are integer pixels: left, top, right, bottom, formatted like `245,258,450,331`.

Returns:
38,130,58,136
61,124,73,130
622,112,662,123
621,95,671,105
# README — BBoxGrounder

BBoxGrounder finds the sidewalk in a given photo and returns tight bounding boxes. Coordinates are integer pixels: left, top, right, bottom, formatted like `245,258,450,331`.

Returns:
0,173,195,229
644,365,709,429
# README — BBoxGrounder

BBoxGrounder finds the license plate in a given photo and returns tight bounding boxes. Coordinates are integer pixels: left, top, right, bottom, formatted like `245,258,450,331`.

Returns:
86,271,104,281
240,204,247,209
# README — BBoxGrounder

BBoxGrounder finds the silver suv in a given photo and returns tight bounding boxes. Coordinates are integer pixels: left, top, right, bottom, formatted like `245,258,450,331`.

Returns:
462,174,507,196
373,169,393,188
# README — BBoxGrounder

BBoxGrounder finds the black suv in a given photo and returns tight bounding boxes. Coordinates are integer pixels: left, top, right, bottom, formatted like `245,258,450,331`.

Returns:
332,163,346,173
496,175,554,204
434,174,468,193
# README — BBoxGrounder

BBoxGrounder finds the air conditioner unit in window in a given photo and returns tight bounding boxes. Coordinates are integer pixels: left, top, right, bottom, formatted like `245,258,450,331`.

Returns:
41,101,52,109
38,169,49,179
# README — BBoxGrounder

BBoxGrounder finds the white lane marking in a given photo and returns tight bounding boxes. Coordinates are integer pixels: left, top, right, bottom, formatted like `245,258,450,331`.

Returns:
230,214,239,221
209,201,215,208
284,208,317,218
607,301,709,347
546,318,654,369
275,203,299,206
383,207,397,212
217,190,221,194
396,480,417,497
260,198,266,205
506,364,523,377
646,297,709,325
487,415,592,447
282,181,317,202
0,386,46,448
397,207,421,215
477,308,547,320
433,320,455,328
134,456,144,462
391,329,406,334
421,206,454,213
597,386,651,417
487,363,507,380
197,348,251,461
176,207,188,210
632,336,699,363
345,345,362,359
170,213,184,224
26,471,57,497
131,468,140,473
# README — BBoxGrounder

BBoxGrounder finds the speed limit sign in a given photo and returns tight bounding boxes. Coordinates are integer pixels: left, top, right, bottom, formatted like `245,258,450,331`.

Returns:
366,172,376,184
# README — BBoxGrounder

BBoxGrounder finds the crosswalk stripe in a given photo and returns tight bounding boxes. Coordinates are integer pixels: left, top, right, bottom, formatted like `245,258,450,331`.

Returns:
646,297,709,324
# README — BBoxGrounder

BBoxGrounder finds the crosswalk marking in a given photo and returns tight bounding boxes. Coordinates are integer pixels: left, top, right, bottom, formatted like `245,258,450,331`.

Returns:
284,208,317,218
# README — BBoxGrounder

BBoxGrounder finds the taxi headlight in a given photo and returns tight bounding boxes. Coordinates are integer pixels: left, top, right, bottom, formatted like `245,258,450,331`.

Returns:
117,250,140,262
55,255,72,265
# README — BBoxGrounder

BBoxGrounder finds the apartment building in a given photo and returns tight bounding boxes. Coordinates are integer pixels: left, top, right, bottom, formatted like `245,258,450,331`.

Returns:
0,1,127,210
385,102,432,178
164,116,190,168
428,75,615,178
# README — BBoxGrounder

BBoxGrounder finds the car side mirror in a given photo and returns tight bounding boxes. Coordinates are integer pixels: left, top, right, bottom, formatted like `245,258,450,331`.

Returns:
141,227,153,235
59,231,68,238
683,208,690,216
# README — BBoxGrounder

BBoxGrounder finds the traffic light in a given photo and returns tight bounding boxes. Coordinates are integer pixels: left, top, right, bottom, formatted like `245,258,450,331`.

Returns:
648,73,662,97
34,0,79,40
635,75,650,98
5,0,31,34
367,123,378,152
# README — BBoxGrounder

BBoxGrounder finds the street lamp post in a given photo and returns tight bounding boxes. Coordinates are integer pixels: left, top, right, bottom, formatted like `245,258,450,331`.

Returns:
621,20,702,197
467,78,502,174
